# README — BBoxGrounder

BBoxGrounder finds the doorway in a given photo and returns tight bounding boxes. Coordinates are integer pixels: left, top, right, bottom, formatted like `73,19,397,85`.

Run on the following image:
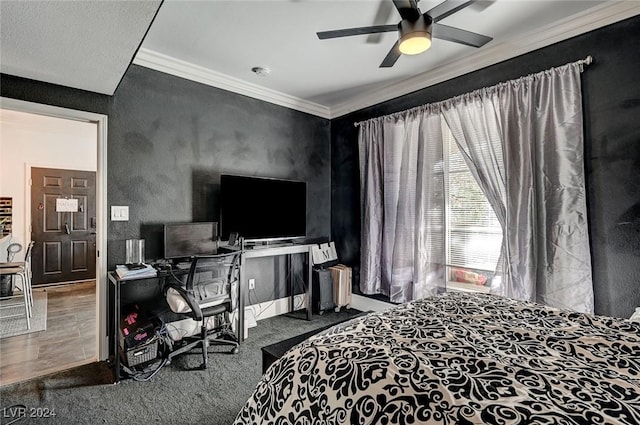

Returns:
0,97,108,380
30,167,97,286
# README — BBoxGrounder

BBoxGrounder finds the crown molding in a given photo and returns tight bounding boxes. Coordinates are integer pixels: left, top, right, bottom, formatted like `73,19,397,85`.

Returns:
133,49,332,119
133,2,639,120
329,1,640,118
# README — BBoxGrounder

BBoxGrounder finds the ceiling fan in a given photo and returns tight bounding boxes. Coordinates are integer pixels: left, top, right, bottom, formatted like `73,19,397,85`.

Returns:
317,0,493,68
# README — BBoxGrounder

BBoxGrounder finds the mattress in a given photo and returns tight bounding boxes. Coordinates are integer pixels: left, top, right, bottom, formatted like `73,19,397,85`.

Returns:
234,292,640,424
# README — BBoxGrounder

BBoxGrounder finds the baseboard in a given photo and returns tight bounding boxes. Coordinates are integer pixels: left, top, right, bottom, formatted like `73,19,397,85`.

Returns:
246,294,392,320
236,294,392,338
247,294,308,322
230,294,308,338
350,294,394,312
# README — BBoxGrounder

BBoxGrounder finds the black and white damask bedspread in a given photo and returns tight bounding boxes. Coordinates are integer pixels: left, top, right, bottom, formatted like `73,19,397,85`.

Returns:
234,293,640,424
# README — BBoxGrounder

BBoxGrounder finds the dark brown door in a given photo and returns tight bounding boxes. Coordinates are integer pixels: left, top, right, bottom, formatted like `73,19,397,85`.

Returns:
31,167,96,285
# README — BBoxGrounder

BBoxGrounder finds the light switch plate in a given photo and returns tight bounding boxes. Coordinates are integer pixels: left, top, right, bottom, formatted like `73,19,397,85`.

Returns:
111,206,129,221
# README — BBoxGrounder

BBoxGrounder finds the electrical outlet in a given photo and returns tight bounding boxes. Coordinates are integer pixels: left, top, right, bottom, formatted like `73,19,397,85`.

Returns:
248,278,256,290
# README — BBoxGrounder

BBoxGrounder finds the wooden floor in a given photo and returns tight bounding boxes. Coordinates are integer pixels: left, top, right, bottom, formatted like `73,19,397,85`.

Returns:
0,281,97,387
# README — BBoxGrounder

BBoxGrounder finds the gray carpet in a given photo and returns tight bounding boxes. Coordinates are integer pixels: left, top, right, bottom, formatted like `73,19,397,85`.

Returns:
0,308,362,425
0,290,47,339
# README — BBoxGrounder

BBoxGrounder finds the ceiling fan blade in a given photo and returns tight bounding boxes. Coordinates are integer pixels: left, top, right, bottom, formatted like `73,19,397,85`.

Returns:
367,0,396,44
317,25,397,40
380,41,401,68
427,0,475,22
392,0,420,21
470,0,496,12
432,23,492,47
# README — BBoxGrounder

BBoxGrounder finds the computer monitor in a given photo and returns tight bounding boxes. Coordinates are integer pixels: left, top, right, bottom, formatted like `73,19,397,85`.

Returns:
163,222,217,260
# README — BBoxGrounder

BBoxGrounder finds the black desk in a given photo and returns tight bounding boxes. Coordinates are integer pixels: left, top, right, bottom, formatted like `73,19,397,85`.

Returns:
107,253,262,382
108,244,315,381
237,243,314,342
108,271,171,383
108,268,209,383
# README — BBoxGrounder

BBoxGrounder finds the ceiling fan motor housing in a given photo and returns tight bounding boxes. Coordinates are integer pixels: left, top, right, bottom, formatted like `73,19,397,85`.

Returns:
398,14,433,55
316,1,492,67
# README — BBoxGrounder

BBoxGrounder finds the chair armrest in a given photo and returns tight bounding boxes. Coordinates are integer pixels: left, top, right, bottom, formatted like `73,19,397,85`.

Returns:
164,282,203,321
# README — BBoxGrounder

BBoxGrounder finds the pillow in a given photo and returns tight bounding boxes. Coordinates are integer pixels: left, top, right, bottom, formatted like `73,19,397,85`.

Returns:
166,287,192,314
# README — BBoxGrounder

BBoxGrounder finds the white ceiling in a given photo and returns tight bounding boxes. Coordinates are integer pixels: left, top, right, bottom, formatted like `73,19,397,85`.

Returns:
0,0,161,95
1,1,639,118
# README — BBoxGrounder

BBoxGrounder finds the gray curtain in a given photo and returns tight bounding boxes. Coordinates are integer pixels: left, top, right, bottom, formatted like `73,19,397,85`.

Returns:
440,92,508,294
442,62,593,313
358,107,446,303
502,63,593,312
358,60,594,313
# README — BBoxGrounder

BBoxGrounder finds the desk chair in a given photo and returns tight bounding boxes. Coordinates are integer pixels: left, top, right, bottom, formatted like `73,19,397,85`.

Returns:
19,242,35,312
164,252,240,369
0,242,35,329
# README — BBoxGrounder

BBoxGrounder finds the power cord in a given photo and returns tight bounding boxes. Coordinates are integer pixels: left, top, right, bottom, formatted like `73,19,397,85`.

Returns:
250,286,278,320
247,253,308,318
290,255,307,311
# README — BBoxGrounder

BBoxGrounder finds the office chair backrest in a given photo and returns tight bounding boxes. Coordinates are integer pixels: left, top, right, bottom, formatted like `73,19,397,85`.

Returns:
186,252,240,311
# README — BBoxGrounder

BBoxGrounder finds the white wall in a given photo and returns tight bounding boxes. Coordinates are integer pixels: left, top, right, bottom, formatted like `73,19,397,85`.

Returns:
0,109,97,260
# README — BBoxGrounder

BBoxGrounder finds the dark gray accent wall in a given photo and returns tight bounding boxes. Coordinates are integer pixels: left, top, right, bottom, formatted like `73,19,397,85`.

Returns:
1,65,331,304
3,16,637,318
108,65,330,301
331,16,640,318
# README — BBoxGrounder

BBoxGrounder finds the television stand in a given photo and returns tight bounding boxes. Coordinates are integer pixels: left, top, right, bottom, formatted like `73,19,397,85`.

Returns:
244,239,298,249
237,242,314,342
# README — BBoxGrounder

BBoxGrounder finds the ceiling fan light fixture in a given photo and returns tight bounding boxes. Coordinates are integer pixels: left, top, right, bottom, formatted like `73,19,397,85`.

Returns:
399,32,432,55
398,16,432,55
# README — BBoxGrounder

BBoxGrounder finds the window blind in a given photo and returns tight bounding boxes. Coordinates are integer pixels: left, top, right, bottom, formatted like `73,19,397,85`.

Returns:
444,127,502,273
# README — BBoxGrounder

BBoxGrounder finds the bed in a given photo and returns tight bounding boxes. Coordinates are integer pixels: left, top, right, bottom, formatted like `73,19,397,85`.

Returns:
234,292,640,424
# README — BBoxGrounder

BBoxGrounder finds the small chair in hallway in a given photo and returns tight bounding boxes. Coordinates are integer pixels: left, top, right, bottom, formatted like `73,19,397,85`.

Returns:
0,241,35,329
0,264,31,330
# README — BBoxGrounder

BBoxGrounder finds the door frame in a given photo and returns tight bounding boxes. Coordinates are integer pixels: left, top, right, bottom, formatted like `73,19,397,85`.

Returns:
1,97,109,361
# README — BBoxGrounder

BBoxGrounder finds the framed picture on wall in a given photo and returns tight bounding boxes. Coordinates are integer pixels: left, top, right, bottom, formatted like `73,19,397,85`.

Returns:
0,197,12,237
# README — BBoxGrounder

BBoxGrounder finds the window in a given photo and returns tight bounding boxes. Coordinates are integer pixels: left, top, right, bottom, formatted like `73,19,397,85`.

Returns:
443,126,502,293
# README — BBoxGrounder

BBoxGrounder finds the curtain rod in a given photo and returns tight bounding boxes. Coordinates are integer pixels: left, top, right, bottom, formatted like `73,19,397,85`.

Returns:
354,55,593,127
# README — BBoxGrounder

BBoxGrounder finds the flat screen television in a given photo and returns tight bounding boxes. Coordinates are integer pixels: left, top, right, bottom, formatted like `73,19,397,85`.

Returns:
164,222,218,260
220,174,306,242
